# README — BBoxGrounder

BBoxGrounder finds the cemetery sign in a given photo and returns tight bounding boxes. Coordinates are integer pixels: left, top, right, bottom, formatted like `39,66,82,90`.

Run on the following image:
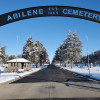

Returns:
0,6,100,26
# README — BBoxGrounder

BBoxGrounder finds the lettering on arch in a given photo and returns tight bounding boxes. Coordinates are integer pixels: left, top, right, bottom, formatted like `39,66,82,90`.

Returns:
0,6,100,26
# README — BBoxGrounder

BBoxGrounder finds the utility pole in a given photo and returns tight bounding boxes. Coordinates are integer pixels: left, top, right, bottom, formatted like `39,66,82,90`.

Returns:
67,49,68,67
16,35,18,72
86,36,90,76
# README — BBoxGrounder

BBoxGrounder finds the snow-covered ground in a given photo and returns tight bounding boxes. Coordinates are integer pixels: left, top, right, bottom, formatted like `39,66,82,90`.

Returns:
0,64,7,73
0,64,48,84
56,65,100,81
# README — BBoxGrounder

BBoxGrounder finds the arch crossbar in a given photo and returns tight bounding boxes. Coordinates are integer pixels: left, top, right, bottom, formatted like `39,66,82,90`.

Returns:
0,6,100,26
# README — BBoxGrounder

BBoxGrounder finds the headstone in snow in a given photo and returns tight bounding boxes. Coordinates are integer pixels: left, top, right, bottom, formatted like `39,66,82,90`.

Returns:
90,63,93,68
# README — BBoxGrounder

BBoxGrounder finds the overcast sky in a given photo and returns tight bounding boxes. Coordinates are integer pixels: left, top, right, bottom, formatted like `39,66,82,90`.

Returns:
0,0,100,62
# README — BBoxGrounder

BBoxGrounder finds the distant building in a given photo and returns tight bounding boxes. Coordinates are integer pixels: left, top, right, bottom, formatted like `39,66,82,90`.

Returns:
5,58,31,72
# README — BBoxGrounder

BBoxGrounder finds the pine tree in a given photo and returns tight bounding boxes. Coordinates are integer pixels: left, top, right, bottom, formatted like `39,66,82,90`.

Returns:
22,36,50,66
8,55,16,60
22,36,35,63
52,30,82,69
0,46,6,64
34,41,50,67
66,31,82,68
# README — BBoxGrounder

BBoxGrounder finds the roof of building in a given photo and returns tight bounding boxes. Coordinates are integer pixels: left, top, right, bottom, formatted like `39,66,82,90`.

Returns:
7,58,31,63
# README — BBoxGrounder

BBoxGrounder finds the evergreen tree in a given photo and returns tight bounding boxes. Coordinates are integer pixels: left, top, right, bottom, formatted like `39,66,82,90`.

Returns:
22,36,35,63
34,41,50,67
67,31,82,68
0,45,6,64
22,36,50,66
52,30,82,69
8,55,16,60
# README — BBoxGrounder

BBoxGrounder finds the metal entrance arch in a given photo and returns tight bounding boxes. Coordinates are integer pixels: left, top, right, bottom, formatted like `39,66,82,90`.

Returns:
0,6,100,26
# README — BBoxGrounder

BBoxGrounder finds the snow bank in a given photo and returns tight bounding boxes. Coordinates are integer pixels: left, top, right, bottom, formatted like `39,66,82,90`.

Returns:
56,65,100,80
0,65,47,84
0,66,4,71
0,64,8,71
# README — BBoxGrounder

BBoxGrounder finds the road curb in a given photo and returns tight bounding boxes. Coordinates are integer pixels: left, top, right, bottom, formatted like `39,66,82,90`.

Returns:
58,67,100,83
0,69,41,85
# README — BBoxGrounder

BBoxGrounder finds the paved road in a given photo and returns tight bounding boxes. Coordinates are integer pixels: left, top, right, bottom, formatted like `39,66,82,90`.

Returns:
0,65,100,100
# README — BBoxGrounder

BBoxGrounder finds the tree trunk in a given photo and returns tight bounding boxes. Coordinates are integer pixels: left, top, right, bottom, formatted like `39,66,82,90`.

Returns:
36,63,38,68
71,60,73,69
40,61,42,66
38,63,39,67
